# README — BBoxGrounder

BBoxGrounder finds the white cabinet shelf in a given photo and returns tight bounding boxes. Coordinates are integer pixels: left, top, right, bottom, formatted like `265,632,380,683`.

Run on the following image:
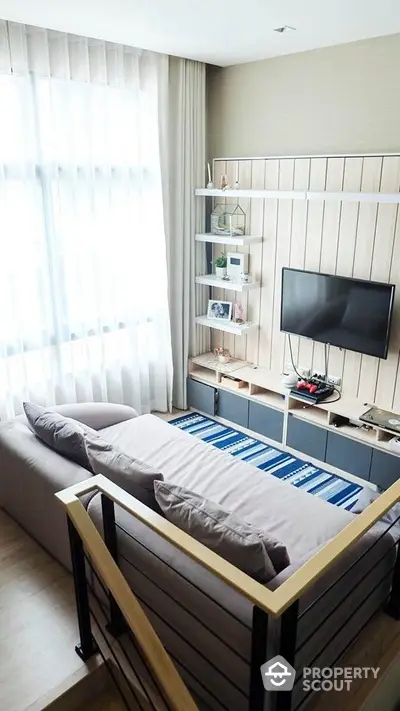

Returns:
195,274,259,292
195,188,306,199
195,188,400,204
195,316,258,335
195,233,262,246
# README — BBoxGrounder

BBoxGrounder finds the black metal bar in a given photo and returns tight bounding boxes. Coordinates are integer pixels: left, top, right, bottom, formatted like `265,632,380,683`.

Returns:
67,516,98,661
101,494,127,637
305,565,394,670
89,605,148,711
297,544,396,653
298,515,400,621
294,593,390,711
248,606,269,711
116,522,251,630
386,542,400,619
87,569,167,711
118,550,248,663
276,601,299,711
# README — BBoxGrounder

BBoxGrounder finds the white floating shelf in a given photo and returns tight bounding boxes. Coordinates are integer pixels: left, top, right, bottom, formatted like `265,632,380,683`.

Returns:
307,191,400,204
195,188,306,199
195,188,400,204
196,274,259,292
195,316,258,335
195,233,262,246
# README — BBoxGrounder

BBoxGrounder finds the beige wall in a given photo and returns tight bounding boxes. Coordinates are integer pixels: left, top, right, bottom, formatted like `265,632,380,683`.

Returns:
208,34,400,159
210,155,400,409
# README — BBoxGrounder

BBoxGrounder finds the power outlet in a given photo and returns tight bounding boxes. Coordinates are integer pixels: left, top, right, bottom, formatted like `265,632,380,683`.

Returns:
312,370,341,387
327,374,342,387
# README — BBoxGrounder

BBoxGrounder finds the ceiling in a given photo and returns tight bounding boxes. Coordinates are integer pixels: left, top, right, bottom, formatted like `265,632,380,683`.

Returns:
0,0,400,66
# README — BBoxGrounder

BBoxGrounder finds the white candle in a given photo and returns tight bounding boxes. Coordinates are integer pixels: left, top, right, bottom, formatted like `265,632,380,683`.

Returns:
207,162,212,183
235,163,239,184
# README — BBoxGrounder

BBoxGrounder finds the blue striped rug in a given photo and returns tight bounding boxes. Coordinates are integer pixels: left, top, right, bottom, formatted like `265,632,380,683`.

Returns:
170,412,362,511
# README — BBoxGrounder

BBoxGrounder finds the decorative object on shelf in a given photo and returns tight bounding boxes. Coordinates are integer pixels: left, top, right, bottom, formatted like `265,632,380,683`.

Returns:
213,347,231,364
227,252,248,281
234,163,239,189
210,204,246,237
281,372,299,388
234,301,245,323
241,272,250,283
206,162,214,189
221,375,246,388
219,174,227,190
214,253,227,279
207,299,232,321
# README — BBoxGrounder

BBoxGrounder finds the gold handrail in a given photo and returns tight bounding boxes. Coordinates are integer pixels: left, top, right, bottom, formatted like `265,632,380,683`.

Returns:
56,485,198,711
57,474,400,619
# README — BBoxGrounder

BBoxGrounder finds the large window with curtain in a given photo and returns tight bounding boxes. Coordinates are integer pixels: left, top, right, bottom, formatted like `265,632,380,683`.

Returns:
0,22,172,418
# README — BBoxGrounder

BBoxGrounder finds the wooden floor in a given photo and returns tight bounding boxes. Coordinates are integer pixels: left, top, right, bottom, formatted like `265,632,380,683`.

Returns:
83,688,126,711
307,609,400,711
0,508,101,711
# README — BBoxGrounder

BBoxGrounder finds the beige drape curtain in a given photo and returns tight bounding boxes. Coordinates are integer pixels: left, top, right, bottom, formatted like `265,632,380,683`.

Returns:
165,57,208,410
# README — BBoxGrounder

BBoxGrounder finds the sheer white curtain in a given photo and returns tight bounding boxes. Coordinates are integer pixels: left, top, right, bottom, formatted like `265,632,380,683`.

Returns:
0,22,172,419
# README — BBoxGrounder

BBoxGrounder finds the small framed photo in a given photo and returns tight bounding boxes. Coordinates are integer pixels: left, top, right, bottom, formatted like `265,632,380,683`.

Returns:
207,299,232,321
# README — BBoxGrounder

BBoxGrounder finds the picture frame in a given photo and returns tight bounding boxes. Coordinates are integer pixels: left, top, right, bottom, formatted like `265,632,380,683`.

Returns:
207,299,232,321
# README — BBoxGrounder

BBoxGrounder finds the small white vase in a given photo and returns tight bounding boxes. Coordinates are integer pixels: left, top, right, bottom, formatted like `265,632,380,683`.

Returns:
215,267,227,279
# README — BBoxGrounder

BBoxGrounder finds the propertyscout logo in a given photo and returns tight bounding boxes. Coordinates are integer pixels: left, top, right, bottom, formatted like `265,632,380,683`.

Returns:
260,656,379,693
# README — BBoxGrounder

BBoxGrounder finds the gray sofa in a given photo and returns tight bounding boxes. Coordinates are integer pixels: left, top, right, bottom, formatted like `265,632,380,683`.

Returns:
0,404,395,711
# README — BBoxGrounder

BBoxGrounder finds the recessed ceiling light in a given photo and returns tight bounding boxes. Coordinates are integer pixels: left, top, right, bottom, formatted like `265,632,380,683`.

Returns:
274,25,296,33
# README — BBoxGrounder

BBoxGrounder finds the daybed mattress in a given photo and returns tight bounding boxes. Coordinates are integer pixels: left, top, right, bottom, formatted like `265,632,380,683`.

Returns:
88,414,395,711
99,414,356,561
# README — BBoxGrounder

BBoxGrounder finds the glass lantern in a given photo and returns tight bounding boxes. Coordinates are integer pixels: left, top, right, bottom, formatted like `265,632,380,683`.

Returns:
210,204,246,237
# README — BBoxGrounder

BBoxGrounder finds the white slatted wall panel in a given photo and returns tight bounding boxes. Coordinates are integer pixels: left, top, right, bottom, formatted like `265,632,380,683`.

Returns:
205,154,400,408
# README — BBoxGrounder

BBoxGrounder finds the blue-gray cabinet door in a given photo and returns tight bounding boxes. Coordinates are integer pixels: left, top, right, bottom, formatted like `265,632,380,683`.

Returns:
369,449,400,490
187,378,216,416
325,431,372,481
248,400,284,443
286,415,328,461
218,389,249,428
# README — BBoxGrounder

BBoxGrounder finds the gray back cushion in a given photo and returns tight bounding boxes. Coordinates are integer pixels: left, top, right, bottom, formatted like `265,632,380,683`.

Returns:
154,481,287,583
23,402,94,471
85,432,163,511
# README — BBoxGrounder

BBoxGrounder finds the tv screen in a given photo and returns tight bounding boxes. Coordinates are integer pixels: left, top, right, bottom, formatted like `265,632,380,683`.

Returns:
280,268,395,359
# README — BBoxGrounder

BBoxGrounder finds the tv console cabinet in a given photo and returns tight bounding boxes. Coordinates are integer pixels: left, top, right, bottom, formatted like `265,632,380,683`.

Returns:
187,353,400,491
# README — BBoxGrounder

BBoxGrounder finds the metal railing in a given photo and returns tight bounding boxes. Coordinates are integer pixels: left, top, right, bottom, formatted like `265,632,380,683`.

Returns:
57,474,400,711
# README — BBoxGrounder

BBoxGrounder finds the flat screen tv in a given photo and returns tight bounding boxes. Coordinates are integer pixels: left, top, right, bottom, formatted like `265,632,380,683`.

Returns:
280,268,395,359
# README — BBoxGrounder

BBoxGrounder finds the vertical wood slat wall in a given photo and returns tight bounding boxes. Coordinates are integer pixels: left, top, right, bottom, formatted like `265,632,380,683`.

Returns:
208,155,400,411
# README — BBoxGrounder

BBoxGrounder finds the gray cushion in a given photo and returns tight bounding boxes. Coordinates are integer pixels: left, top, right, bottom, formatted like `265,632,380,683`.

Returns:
154,481,280,583
85,432,163,510
23,402,94,470
352,487,400,542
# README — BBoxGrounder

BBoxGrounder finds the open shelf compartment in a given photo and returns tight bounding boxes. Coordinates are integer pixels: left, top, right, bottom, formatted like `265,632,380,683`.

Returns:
249,383,286,411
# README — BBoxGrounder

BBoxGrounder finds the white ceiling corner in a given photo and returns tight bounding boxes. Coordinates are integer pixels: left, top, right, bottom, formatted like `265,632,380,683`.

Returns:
0,0,399,66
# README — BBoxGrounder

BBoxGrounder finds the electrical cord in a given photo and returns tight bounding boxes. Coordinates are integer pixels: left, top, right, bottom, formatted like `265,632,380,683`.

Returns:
287,334,304,380
323,386,342,404
288,334,342,404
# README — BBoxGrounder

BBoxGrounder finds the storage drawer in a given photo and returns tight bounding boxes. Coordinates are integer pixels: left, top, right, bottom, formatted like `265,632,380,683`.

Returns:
187,378,217,416
248,400,284,443
218,389,249,428
369,449,400,490
326,431,372,481
286,415,327,461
